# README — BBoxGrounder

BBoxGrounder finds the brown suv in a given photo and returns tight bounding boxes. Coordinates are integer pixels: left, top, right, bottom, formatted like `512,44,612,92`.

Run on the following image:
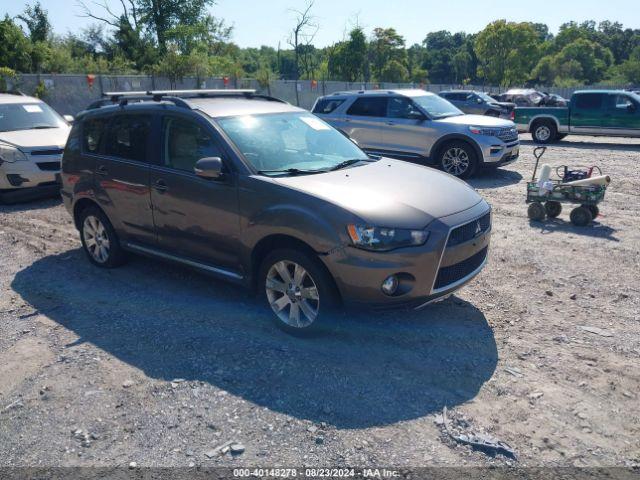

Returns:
61,90,491,334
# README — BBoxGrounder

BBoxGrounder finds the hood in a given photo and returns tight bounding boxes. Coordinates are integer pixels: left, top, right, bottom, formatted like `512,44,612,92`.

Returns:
271,159,483,229
0,126,70,152
436,114,514,128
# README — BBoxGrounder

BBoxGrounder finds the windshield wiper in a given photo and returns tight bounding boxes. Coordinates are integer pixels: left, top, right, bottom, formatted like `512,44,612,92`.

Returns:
329,159,372,171
257,168,330,176
32,125,57,129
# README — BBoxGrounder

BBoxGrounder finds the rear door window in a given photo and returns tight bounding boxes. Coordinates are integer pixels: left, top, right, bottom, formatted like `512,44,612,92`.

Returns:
105,115,151,162
574,93,604,110
346,97,388,117
82,118,108,154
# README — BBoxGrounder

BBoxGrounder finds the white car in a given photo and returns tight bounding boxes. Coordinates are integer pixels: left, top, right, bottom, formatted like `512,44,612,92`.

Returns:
0,92,71,202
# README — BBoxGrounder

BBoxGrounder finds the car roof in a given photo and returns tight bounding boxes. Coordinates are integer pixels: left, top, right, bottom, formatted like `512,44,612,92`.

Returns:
324,89,434,99
0,92,42,105
188,97,303,118
80,91,303,119
573,89,631,95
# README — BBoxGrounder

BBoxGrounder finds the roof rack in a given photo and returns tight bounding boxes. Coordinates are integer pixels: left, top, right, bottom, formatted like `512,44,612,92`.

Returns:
87,89,286,110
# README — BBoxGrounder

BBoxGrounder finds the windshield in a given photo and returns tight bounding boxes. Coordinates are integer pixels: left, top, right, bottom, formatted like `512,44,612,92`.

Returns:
411,95,463,119
217,112,371,175
0,102,66,132
476,92,496,103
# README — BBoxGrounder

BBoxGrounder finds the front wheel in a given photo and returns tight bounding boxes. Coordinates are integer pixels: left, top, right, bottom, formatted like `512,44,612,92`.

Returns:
439,141,478,179
570,206,593,227
259,249,338,335
79,206,126,268
545,201,562,218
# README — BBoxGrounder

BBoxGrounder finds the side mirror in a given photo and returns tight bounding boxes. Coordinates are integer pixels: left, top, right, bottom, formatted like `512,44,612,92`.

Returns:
476,97,484,104
194,157,223,179
627,103,637,113
63,114,74,124
407,110,426,121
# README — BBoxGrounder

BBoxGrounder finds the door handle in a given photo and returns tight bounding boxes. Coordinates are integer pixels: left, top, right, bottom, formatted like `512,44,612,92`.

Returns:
96,165,108,176
153,179,168,193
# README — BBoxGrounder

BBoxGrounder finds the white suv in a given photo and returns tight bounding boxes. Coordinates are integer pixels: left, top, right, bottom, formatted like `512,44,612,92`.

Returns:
0,92,71,202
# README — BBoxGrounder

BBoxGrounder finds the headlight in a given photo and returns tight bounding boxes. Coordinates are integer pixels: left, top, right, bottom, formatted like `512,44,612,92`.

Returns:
347,224,429,251
0,144,28,163
469,126,501,136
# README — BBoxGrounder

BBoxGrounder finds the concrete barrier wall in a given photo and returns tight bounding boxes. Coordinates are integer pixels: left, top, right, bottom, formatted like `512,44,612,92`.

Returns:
7,74,626,116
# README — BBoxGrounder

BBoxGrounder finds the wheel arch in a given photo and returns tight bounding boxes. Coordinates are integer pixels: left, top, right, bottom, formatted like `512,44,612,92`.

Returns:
72,197,104,230
430,134,483,165
528,115,560,132
250,233,342,302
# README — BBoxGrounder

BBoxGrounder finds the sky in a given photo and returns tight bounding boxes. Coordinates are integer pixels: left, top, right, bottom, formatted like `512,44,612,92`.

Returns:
3,0,640,47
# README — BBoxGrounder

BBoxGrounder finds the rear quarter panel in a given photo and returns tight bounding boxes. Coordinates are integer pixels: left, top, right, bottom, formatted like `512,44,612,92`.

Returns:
514,107,570,132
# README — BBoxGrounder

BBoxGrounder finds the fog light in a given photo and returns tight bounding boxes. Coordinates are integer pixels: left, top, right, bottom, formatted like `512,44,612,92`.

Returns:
381,275,399,296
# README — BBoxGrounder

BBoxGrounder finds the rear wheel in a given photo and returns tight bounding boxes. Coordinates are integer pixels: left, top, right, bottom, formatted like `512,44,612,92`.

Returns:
570,206,593,227
584,204,599,218
439,141,478,179
259,249,338,335
79,206,126,268
531,120,557,144
528,202,546,221
545,201,562,218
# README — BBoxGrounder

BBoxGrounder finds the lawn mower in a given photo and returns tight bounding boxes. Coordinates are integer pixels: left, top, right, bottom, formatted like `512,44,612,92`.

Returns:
526,147,609,227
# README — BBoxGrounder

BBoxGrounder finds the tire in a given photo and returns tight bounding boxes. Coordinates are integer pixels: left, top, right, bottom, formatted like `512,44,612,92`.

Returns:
545,201,562,218
584,204,599,218
258,248,338,335
531,120,557,144
528,202,546,221
570,206,593,227
78,205,127,268
438,141,478,179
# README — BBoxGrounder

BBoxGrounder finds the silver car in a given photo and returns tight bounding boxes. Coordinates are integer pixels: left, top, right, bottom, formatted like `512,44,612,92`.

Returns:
0,92,71,202
312,89,520,179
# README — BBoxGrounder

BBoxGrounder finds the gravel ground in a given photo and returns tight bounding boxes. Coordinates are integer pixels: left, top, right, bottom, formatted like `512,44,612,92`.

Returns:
0,135,639,469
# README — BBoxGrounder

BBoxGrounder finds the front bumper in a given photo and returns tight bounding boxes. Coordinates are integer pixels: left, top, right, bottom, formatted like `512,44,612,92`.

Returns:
0,156,61,190
321,201,491,309
479,137,520,165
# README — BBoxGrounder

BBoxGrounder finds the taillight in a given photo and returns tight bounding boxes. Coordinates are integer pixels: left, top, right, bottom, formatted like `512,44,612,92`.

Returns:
510,110,515,121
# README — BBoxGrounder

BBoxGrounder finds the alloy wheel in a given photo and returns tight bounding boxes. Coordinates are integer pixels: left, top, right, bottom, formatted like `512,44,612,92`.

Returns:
83,215,111,264
442,147,470,176
265,260,320,328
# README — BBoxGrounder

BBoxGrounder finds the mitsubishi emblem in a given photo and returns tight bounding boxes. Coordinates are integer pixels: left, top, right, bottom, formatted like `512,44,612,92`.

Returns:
474,221,482,237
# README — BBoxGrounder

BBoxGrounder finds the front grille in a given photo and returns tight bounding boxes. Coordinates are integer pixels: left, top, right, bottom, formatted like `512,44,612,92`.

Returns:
434,247,488,290
37,161,61,171
497,127,518,143
447,212,491,247
31,149,64,156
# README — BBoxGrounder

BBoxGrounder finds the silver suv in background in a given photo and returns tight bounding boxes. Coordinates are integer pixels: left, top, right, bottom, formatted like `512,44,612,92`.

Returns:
312,89,519,179
0,91,72,202
438,90,515,119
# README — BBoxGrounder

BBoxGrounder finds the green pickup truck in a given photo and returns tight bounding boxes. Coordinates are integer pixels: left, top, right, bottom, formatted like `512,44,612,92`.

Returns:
515,90,640,143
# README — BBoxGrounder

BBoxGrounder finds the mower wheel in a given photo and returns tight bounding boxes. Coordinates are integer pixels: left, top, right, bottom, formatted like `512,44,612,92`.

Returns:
570,206,593,227
528,202,546,221
584,204,599,218
545,201,562,218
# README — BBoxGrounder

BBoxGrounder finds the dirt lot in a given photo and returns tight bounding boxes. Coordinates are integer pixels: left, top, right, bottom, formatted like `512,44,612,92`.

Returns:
1,135,639,469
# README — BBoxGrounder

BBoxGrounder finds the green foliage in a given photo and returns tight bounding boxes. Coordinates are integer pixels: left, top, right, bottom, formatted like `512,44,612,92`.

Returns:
475,20,542,86
33,79,46,99
0,66,17,91
2,2,640,89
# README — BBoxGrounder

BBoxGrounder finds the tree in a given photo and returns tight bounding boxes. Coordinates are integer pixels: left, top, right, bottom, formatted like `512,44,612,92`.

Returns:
380,59,408,83
475,20,541,86
327,27,367,82
0,15,33,72
287,0,317,104
369,27,406,81
17,1,51,43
